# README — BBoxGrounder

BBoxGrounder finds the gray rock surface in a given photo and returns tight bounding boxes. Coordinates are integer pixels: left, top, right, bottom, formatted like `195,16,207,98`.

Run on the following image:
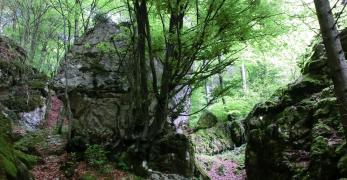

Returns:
53,22,194,177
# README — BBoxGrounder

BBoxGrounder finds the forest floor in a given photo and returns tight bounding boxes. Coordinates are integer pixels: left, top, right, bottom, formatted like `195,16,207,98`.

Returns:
29,130,134,180
194,145,246,180
24,97,135,179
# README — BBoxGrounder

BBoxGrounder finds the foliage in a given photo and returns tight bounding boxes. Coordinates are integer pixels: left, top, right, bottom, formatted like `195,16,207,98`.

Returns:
189,1,317,127
0,0,123,75
93,12,109,24
84,144,108,168
14,130,48,153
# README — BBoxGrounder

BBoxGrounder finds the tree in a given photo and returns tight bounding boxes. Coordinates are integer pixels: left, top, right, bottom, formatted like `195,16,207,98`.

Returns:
122,0,286,141
314,0,347,140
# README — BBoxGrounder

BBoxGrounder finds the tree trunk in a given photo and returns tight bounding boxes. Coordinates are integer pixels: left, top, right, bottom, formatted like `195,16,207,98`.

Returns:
204,79,209,104
61,13,73,141
314,0,347,140
133,0,151,139
241,63,247,93
74,0,80,43
0,0,3,33
218,55,226,105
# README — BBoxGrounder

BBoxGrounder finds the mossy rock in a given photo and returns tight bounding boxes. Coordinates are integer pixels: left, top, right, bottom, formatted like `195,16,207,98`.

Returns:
0,110,34,179
14,150,38,168
14,129,48,154
3,94,43,113
196,111,218,130
312,122,333,137
28,79,47,90
229,120,245,147
338,155,347,176
310,136,330,158
79,173,97,180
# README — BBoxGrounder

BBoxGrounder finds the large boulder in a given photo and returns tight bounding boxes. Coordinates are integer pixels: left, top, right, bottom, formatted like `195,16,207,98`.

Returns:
53,22,194,177
244,30,347,179
53,22,132,147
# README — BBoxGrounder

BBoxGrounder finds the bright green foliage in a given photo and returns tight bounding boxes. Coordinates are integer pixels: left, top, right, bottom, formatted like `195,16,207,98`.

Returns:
189,0,316,126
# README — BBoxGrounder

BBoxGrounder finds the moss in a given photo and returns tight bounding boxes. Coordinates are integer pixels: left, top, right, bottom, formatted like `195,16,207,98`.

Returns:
28,79,46,90
14,130,47,153
336,142,347,156
314,97,337,117
196,111,218,129
312,122,333,137
95,42,114,54
301,74,325,86
0,112,32,178
4,94,43,112
84,43,92,49
0,154,17,178
338,155,347,175
310,136,329,158
79,173,97,180
14,150,38,168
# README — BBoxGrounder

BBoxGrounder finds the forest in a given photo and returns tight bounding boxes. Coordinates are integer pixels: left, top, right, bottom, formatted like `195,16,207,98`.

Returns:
0,0,347,179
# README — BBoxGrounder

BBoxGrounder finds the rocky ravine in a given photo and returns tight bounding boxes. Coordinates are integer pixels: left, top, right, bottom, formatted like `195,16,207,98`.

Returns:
245,31,347,179
190,111,246,179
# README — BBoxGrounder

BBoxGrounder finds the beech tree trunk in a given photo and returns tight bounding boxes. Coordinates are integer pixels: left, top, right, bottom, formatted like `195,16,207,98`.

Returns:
241,63,247,93
74,0,80,43
314,0,347,140
218,55,226,105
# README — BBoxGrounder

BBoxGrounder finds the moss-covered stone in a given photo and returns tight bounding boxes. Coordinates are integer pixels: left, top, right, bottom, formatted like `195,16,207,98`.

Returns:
3,94,43,113
195,111,218,130
338,155,347,176
244,30,347,179
79,173,97,180
310,136,329,158
229,120,245,147
0,110,33,179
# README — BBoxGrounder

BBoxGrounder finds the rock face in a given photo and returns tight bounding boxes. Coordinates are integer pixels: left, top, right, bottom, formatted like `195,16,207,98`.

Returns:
54,22,132,147
0,36,48,132
53,22,194,177
245,31,347,179
192,121,235,155
0,36,46,179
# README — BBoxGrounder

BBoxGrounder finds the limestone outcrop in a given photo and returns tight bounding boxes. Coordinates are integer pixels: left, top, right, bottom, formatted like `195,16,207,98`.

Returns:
53,22,194,177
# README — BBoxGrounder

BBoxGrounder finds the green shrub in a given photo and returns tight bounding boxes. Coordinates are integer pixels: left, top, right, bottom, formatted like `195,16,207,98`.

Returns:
84,144,108,168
